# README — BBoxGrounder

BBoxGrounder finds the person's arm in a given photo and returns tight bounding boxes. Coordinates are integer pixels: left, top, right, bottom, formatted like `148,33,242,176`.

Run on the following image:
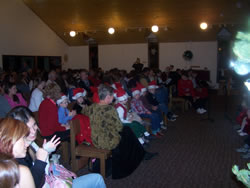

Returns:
58,107,73,124
116,106,131,123
19,165,35,188
17,93,27,107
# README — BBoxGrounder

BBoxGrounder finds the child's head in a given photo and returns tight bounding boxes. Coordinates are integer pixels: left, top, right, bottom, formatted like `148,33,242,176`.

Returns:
72,88,87,104
148,81,158,93
148,88,156,94
116,88,128,105
57,94,69,108
134,93,140,100
132,87,140,100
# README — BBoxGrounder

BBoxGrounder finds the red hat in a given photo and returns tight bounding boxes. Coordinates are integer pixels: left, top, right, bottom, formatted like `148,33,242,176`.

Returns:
116,88,128,102
136,83,147,94
72,88,87,100
131,87,140,97
56,93,69,105
148,80,158,89
114,82,123,89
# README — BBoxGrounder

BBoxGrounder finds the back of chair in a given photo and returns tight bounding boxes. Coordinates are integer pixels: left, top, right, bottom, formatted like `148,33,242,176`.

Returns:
70,119,81,155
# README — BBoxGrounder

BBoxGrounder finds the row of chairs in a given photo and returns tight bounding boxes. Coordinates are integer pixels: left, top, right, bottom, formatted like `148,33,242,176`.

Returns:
33,111,111,178
32,85,186,178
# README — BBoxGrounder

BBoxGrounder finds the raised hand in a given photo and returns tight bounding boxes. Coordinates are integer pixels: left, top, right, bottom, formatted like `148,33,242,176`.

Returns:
43,135,61,153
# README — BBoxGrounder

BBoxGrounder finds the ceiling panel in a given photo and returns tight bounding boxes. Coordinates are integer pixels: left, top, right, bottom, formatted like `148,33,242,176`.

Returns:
23,0,250,45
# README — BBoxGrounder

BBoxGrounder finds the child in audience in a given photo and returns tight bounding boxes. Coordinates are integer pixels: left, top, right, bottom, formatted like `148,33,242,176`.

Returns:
72,88,87,114
130,87,163,137
237,109,250,136
72,88,92,145
57,94,76,129
114,88,150,146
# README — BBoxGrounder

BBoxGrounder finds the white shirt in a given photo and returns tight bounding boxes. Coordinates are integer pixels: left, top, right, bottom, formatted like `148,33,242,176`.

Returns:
116,106,131,124
29,88,44,112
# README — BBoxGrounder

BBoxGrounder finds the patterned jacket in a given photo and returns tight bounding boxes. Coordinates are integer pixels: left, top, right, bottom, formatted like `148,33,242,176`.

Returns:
82,103,123,150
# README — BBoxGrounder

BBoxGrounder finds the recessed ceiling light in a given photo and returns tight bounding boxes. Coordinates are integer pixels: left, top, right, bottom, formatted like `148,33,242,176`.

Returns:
108,27,115,34
200,22,208,30
151,25,159,33
69,31,76,37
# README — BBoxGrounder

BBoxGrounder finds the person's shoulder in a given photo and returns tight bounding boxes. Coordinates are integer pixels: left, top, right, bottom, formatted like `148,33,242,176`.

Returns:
19,164,32,175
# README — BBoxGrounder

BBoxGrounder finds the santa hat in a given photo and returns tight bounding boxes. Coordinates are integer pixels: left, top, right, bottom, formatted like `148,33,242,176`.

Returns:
136,83,147,94
148,80,158,89
57,94,69,105
115,82,123,89
131,87,140,97
72,88,87,100
116,88,128,102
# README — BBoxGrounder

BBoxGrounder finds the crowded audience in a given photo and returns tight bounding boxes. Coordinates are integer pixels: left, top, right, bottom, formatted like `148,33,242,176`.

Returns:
0,64,214,186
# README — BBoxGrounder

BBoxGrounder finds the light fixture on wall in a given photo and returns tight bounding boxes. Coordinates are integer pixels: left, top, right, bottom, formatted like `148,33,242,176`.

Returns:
200,22,208,30
108,27,115,34
69,30,76,37
151,25,159,32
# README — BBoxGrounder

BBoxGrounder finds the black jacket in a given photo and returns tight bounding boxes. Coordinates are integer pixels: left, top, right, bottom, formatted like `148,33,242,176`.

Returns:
16,152,47,188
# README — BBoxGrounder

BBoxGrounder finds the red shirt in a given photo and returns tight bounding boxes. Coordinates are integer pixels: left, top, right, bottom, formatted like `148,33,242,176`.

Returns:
178,79,195,97
38,98,66,137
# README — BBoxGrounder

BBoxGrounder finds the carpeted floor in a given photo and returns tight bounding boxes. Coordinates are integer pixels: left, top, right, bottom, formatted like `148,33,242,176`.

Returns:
77,94,248,188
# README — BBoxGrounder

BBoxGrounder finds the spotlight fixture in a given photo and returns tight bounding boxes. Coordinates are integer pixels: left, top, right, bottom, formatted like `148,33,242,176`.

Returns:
151,25,159,33
200,22,208,30
108,27,115,34
69,30,76,37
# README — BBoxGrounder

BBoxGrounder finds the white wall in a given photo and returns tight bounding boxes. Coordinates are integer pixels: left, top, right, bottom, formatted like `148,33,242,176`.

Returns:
99,44,148,71
0,0,68,68
67,46,89,70
160,42,217,84
68,42,218,83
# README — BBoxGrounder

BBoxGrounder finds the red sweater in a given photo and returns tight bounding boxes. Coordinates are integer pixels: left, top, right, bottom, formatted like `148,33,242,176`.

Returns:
178,79,195,97
38,98,66,137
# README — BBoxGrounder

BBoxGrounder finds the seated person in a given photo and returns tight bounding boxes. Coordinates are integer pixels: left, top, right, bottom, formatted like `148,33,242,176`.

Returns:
82,84,157,179
72,88,87,114
38,83,70,141
178,73,206,114
7,106,106,188
130,87,163,137
114,87,150,146
7,106,58,187
29,78,46,112
0,118,35,188
0,81,11,118
0,153,21,188
4,82,27,108
57,94,76,128
138,82,167,128
72,88,92,145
